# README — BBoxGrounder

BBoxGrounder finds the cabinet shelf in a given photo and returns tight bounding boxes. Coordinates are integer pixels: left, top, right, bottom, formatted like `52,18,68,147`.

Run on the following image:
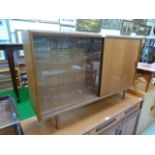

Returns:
20,71,27,74
0,85,12,91
0,78,12,83
0,76,11,80
41,67,84,76
0,87,12,90
0,68,10,73
42,92,97,118
0,67,20,91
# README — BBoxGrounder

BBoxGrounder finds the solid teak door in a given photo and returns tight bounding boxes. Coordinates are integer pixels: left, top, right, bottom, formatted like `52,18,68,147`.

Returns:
100,37,141,97
100,37,125,97
121,39,141,90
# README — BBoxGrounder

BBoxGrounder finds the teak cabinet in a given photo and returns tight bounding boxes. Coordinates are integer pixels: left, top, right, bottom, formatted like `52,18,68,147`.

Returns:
100,37,141,97
22,31,141,121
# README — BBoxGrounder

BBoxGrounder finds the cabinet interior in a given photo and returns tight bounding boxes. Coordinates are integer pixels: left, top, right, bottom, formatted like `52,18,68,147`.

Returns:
32,34,103,117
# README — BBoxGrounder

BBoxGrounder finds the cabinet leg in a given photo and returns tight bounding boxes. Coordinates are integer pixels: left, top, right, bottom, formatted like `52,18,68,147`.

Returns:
123,90,126,100
55,115,61,129
144,74,153,92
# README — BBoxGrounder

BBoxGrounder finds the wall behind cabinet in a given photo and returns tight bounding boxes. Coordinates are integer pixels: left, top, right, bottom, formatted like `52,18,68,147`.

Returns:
7,19,155,44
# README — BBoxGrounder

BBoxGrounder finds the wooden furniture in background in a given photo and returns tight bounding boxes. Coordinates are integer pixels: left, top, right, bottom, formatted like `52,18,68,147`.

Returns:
100,37,141,97
21,92,143,135
137,62,155,92
16,62,26,75
16,62,28,86
0,67,20,91
0,60,8,65
0,44,23,102
0,96,23,135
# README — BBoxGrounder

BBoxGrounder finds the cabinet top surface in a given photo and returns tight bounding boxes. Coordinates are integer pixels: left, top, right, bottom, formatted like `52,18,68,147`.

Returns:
21,92,143,135
28,30,102,38
24,30,142,40
106,35,143,40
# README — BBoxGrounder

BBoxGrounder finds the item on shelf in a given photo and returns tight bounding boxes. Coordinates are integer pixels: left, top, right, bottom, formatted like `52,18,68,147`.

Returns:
18,50,24,57
16,62,28,86
0,50,6,60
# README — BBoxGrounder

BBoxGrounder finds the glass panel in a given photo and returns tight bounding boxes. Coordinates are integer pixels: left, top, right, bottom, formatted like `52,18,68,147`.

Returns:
33,35,102,116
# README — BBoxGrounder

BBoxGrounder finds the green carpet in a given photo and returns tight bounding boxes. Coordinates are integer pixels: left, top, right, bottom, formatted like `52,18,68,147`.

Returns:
0,87,35,121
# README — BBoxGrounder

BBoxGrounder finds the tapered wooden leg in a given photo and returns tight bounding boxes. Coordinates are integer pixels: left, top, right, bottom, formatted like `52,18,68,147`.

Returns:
122,90,126,100
137,70,154,92
144,74,153,92
55,115,61,129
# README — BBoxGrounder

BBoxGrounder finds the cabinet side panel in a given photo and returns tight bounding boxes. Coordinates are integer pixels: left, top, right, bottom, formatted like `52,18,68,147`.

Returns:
100,38,125,97
22,31,41,120
121,39,141,89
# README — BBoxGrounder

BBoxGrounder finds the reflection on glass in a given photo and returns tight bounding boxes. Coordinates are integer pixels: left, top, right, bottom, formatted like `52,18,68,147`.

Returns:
33,35,102,116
